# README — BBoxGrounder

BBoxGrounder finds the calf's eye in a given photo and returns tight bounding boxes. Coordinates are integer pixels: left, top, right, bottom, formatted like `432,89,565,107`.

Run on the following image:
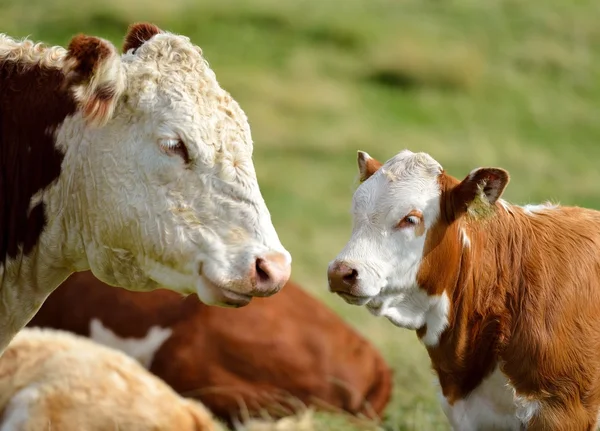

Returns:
396,211,423,229
406,215,419,225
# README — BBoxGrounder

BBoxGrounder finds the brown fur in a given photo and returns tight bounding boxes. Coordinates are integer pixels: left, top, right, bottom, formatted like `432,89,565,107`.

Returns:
0,30,125,269
122,22,162,53
64,35,111,84
415,170,600,429
0,47,75,265
28,272,393,424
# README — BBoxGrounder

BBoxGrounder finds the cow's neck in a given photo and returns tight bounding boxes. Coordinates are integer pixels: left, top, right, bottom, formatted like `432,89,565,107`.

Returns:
0,53,81,353
418,205,525,404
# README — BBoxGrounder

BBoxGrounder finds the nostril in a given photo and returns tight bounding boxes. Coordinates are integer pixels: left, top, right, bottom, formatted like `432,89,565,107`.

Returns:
342,268,358,284
255,258,271,284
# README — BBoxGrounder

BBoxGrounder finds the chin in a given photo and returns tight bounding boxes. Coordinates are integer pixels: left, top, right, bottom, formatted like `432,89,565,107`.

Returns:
195,276,253,308
335,292,372,306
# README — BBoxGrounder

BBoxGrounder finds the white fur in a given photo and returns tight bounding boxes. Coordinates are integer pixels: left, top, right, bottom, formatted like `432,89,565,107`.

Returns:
0,29,291,352
514,393,541,425
89,318,172,368
498,199,512,214
421,293,450,346
0,386,42,431
330,150,444,333
460,226,470,248
522,202,559,215
0,34,66,70
438,368,522,431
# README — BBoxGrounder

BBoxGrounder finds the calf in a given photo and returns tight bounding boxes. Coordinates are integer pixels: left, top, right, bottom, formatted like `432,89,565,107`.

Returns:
328,149,600,430
0,327,220,431
0,23,290,353
28,271,393,423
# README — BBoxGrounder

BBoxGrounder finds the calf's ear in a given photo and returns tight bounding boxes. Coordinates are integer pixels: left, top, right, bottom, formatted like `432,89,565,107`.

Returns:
63,34,125,127
357,151,383,182
450,167,510,219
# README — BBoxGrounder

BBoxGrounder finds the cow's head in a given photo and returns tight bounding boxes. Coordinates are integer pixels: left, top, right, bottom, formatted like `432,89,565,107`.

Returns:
327,149,508,341
54,23,291,307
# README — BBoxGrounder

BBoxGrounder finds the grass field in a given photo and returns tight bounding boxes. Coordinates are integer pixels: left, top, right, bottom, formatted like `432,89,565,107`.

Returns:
2,0,600,429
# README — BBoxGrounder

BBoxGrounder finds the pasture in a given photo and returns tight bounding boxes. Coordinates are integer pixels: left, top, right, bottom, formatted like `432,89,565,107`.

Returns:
2,0,599,429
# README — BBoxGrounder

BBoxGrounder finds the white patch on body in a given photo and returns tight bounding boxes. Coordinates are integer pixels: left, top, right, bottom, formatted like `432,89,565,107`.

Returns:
521,202,559,215
514,393,541,426
0,386,42,431
460,227,470,248
89,318,172,368
421,292,450,346
437,368,522,431
497,199,512,214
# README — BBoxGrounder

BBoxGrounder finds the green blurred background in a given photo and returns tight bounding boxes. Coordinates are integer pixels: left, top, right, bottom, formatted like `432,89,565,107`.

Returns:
2,0,599,429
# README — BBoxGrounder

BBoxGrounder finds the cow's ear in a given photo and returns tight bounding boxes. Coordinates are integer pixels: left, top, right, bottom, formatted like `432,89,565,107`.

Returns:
450,167,509,219
122,22,162,54
63,34,125,127
357,151,382,183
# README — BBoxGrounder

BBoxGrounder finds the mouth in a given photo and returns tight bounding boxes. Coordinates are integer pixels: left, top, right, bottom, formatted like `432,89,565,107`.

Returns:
218,287,253,307
335,292,372,306
200,275,252,308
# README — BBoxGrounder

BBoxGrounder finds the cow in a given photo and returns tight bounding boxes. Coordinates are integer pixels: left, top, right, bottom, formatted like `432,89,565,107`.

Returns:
327,149,600,430
0,327,221,431
27,271,393,425
0,22,291,354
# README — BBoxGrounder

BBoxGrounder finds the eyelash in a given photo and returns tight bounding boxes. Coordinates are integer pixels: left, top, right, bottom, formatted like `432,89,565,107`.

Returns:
405,215,420,225
159,138,190,164
397,213,423,229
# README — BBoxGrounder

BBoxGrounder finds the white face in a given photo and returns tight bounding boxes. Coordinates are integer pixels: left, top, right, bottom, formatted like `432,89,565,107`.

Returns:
55,32,291,306
328,150,443,329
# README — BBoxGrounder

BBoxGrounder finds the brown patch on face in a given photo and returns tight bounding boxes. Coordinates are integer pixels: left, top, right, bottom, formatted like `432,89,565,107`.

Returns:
414,221,425,237
122,22,162,53
0,52,76,265
28,271,393,424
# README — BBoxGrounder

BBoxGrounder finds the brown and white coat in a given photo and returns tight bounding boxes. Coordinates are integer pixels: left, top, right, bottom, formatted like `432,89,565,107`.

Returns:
0,23,290,353
329,149,600,430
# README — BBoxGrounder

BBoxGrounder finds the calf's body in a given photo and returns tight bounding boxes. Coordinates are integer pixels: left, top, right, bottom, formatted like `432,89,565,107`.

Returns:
329,149,600,429
28,271,393,423
0,327,220,431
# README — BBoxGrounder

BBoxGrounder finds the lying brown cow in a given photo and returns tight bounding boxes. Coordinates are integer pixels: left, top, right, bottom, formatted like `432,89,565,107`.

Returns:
28,271,392,423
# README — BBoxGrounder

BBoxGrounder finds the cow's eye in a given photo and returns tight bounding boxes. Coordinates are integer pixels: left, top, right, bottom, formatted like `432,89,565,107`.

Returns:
158,138,190,164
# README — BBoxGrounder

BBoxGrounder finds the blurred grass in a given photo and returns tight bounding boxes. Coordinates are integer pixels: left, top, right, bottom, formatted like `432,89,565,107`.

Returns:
2,0,600,429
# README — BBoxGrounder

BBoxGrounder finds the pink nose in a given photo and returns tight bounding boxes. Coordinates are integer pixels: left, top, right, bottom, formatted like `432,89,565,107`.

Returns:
249,252,291,296
327,261,359,294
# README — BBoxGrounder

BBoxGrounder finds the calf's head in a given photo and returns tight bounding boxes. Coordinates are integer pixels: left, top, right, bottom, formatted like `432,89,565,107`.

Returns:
53,23,291,306
328,150,509,341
